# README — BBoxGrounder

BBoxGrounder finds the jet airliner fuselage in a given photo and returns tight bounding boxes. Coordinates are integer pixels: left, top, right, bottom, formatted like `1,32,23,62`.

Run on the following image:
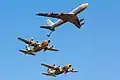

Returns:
36,3,88,36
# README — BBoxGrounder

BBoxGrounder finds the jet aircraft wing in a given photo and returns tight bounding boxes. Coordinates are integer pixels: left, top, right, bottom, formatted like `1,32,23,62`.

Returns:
69,18,81,28
36,12,75,20
41,63,59,70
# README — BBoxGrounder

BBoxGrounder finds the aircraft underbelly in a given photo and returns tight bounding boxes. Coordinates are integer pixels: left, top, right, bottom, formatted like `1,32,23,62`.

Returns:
53,15,76,28
68,15,78,21
33,43,48,52
54,70,64,75
55,71,62,75
53,19,66,28
33,46,42,52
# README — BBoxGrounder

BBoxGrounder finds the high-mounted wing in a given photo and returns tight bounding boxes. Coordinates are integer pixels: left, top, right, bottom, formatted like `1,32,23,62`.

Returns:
19,50,36,56
18,37,31,44
41,63,59,70
36,12,60,18
17,37,37,46
45,46,59,51
42,73,56,77
36,12,75,20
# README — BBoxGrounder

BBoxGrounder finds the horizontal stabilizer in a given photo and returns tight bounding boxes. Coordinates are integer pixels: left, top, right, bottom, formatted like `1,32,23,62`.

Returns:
40,26,55,31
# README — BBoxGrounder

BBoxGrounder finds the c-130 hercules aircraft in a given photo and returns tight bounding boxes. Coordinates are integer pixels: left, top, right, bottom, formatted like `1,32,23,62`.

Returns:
18,37,59,55
41,63,78,77
36,3,88,37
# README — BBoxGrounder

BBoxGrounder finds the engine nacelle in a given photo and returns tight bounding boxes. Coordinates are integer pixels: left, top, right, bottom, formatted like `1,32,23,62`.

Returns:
79,18,84,22
80,21,85,26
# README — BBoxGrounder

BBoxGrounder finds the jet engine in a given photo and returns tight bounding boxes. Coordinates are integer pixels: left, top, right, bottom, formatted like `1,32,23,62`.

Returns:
80,21,84,26
79,18,84,22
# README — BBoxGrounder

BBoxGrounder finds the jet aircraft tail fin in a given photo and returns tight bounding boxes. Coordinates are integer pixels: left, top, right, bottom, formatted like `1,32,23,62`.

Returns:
40,19,55,37
47,19,54,26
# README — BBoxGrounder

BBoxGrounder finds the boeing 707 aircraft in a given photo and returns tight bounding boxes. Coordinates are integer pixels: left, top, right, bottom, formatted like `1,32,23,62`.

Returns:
36,3,88,37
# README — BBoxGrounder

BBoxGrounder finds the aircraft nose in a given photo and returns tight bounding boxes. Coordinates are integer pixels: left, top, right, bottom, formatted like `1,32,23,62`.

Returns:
85,3,88,6
83,3,88,8
79,3,88,10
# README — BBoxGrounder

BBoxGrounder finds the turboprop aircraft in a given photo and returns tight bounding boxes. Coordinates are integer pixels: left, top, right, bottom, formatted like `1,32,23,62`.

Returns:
36,3,88,37
41,63,78,77
17,37,59,55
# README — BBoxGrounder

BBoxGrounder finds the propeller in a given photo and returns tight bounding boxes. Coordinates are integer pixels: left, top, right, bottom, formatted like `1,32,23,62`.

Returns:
71,68,74,70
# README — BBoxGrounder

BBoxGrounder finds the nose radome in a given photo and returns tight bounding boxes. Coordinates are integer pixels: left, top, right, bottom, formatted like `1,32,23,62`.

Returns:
80,3,88,9
83,3,88,7
85,3,88,6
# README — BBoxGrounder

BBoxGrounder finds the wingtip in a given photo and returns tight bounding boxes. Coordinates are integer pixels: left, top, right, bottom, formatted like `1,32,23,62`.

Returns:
41,63,44,65
17,37,23,40
40,26,43,28
31,53,36,56
17,37,20,39
74,70,78,72
56,50,59,51
56,49,59,51
36,13,40,16
85,3,88,6
19,50,22,52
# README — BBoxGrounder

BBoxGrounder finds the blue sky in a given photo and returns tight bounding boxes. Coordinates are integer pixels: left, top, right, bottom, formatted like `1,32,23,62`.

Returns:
0,0,120,80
